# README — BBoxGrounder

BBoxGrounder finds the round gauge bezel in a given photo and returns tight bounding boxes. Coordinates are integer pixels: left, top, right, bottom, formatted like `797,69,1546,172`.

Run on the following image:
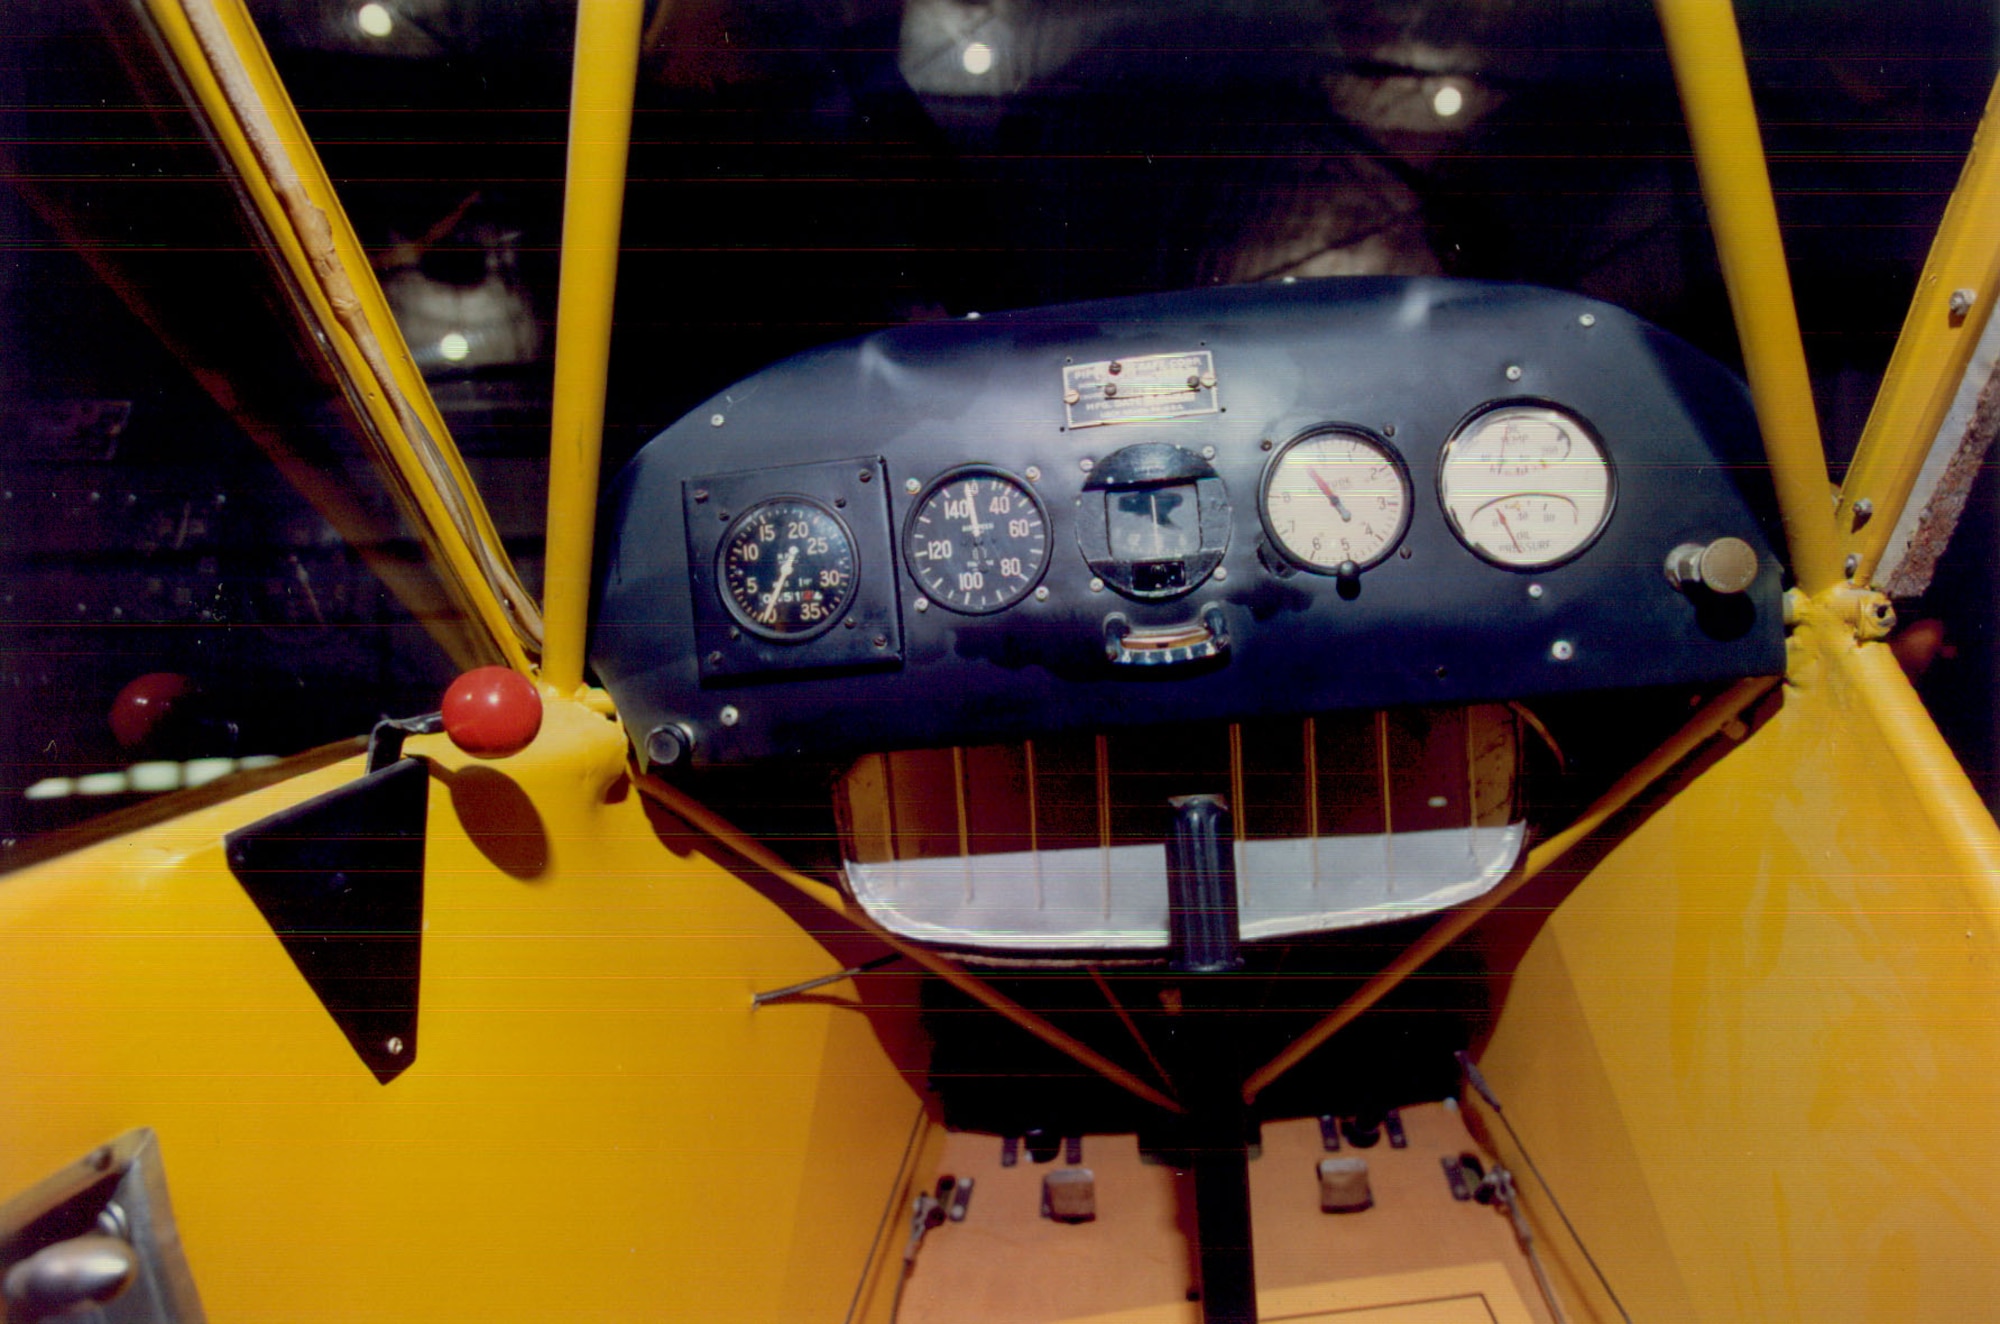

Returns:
901,464,1051,616
1257,425,1413,574
715,494,860,642
1436,399,1618,572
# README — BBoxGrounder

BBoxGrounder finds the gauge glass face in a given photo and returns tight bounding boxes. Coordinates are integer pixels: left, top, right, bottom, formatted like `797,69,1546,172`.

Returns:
1261,429,1411,571
1439,405,1612,568
718,498,858,640
905,468,1048,613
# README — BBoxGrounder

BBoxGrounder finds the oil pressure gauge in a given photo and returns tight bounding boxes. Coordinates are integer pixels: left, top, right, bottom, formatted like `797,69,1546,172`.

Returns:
1260,427,1411,573
1439,403,1613,569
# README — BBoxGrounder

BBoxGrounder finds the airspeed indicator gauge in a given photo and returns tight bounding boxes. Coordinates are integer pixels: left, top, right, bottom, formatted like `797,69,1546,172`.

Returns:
1439,403,1613,569
904,467,1048,613
1261,428,1412,572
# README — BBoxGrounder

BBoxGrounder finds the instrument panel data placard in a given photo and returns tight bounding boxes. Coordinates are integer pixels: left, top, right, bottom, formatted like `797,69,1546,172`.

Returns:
1062,350,1219,428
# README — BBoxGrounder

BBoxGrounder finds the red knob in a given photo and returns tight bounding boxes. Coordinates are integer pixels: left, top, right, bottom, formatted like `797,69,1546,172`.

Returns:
441,666,543,758
110,672,194,749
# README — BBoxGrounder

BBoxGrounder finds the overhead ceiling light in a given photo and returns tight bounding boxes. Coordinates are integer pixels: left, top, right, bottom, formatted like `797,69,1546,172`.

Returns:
438,331,471,362
961,41,994,76
1432,83,1465,119
356,3,394,40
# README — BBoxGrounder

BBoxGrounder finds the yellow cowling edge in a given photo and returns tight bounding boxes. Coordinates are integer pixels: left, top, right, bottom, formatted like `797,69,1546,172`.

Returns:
1479,614,2000,1322
0,696,927,1322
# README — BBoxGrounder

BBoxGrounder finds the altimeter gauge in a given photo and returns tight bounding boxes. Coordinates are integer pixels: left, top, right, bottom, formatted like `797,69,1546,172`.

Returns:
717,497,859,641
1260,427,1411,572
904,467,1049,613
1439,403,1613,569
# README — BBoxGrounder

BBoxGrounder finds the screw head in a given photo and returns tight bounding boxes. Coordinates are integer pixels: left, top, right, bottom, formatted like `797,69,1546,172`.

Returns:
709,413,725,427
905,477,920,493
1505,365,1524,382
719,705,740,727
1064,389,1082,405
914,597,930,612
1089,577,1105,593
1579,313,1596,327
1213,566,1229,582
385,1037,405,1056
1034,586,1049,601
1080,458,1095,473
1200,445,1216,460
858,469,872,483
1527,583,1544,600
872,634,888,648
1025,465,1042,482
1550,640,1575,661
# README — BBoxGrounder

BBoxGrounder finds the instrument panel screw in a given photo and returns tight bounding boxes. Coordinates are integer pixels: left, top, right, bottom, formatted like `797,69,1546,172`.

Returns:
1089,577,1105,593
1108,361,1122,375
719,705,740,727
1213,566,1229,582
858,469,872,483
707,651,724,665
1064,389,1082,405
1505,365,1524,381
693,488,709,503
1845,552,1862,578
872,634,889,648
1400,546,1412,559
915,597,930,612
1949,288,1976,323
710,413,725,427
1080,458,1095,473
385,1037,404,1056
834,496,846,508
1851,497,1874,529
1034,586,1049,602
1259,439,1273,451
905,478,920,493
1200,445,1217,460
1025,465,1041,482
1527,583,1544,600
1579,313,1596,327
1550,640,1575,661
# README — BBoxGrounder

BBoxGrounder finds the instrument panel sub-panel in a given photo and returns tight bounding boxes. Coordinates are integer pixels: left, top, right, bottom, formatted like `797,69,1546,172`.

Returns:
594,278,1786,769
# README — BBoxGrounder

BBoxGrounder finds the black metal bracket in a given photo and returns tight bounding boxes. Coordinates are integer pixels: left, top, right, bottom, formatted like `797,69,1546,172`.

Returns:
366,712,442,774
224,751,430,1084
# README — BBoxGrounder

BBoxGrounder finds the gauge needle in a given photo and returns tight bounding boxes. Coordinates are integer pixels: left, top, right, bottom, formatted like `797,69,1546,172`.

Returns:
1493,507,1523,552
1307,468,1352,522
760,546,798,622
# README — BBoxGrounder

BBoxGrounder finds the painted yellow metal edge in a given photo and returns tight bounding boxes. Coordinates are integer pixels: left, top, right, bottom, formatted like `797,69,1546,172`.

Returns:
1837,73,2000,583
1478,616,2000,1321
0,693,929,1321
1653,0,1842,596
541,0,647,694
138,0,536,673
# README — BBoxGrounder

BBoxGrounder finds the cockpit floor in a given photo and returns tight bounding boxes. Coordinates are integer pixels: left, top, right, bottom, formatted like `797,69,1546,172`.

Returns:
894,1102,1553,1324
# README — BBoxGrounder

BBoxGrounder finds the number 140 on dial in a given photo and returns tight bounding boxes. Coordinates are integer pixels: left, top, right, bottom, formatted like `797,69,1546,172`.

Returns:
903,467,1049,614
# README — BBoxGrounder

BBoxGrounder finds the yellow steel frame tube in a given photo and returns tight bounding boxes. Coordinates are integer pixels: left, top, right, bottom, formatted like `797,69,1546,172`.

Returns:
142,0,537,672
1654,0,1842,596
1837,74,2000,582
542,0,647,694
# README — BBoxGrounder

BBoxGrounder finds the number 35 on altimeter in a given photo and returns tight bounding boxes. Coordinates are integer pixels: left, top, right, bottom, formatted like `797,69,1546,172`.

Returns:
718,497,859,641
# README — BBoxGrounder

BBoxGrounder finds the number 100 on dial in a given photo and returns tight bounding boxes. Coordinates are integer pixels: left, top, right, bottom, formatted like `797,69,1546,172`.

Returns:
904,467,1049,613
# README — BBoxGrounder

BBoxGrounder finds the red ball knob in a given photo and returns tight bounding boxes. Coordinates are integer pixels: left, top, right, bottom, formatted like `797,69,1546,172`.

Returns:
110,672,194,749
441,666,543,758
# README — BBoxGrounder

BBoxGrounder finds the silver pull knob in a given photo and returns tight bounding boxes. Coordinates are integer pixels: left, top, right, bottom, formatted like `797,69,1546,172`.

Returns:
1665,537,1758,594
3,1235,137,1318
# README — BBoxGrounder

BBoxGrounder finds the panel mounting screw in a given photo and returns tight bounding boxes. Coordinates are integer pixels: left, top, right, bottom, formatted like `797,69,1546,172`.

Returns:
1550,640,1575,661
1949,288,1976,324
1034,586,1049,601
872,634,889,648
386,1037,404,1056
1527,583,1544,600
1025,465,1042,482
1505,365,1523,381
905,478,920,493
1851,497,1874,529
1089,577,1105,593
1259,439,1273,451
707,651,724,666
692,488,709,503
915,597,930,612
1064,389,1082,405
858,469,872,483
1213,566,1229,582
719,705,740,726
1579,313,1596,327
1080,458,1095,473
710,413,725,427
1201,445,1216,460
1845,552,1862,578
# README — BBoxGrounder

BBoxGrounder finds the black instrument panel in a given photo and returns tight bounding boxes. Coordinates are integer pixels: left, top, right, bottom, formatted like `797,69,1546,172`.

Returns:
594,278,1785,769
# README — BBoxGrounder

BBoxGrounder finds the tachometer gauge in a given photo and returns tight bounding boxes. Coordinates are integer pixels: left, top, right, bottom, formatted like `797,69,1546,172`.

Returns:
904,467,1049,613
1260,427,1411,572
718,497,858,640
1439,403,1613,568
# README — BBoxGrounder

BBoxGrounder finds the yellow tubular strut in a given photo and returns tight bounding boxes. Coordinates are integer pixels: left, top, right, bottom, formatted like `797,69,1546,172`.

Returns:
1653,0,1842,598
147,0,540,671
1837,73,2000,583
1242,676,1779,1104
542,0,647,694
633,773,1186,1116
